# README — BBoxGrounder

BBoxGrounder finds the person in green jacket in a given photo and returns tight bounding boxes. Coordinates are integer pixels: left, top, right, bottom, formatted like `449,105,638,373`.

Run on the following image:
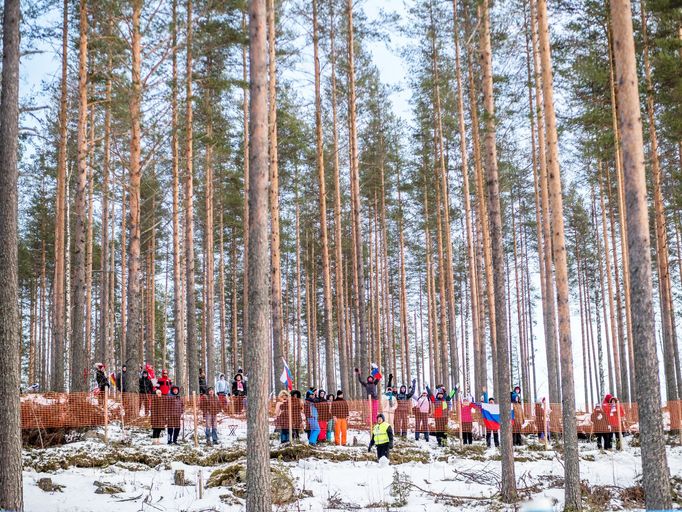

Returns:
368,413,394,462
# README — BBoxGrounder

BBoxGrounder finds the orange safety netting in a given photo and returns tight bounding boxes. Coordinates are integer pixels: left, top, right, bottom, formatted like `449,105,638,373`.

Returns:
19,392,682,436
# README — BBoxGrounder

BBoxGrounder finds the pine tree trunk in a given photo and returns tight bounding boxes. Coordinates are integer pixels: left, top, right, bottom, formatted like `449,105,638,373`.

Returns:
607,29,634,401
640,0,679,402
185,0,199,394
0,0,22,506
312,0,335,391
453,0,480,397
171,0,185,390
295,198,302,386
535,0,581,506
609,2,672,507
465,6,493,395
594,176,616,394
347,0,368,370
126,0,144,387
85,101,95,364
529,0,560,404
246,0,273,507
329,0,348,395
53,0,69,392
397,169,410,383
101,31,113,368
268,0,283,389
205,89,215,386
219,210,227,375
241,9,250,364
72,0,89,392
479,1,516,501
429,2,458,386
121,168,127,368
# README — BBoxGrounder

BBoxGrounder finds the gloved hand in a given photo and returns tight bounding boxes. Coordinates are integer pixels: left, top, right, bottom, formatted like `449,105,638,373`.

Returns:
367,446,372,453
388,443,393,449
389,373,393,381
354,368,359,373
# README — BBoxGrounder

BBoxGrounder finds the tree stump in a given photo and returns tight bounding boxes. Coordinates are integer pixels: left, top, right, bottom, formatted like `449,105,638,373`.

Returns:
174,470,185,486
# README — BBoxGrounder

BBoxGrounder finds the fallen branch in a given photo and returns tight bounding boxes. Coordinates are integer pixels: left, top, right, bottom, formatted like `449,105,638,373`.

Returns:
408,481,498,501
113,494,143,502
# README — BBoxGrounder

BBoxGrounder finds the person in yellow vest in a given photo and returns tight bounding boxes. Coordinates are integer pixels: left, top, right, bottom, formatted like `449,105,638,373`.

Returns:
367,413,394,462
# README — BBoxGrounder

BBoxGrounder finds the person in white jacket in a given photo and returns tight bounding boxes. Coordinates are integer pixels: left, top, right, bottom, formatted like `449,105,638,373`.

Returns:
215,373,229,410
414,389,432,442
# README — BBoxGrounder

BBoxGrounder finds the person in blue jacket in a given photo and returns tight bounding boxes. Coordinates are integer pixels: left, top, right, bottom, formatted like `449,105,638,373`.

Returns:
305,390,321,445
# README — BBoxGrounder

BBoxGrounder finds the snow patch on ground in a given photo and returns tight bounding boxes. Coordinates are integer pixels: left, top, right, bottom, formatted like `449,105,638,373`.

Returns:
22,421,682,511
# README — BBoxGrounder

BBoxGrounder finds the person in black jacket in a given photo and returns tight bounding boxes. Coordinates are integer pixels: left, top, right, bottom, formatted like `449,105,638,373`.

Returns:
94,363,109,407
166,385,184,445
199,368,208,395
355,367,381,424
232,373,247,414
368,413,394,462
116,365,129,392
139,369,154,416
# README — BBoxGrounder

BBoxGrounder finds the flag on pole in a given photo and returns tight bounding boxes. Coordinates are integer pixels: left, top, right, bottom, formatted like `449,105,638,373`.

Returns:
370,363,382,381
279,359,293,391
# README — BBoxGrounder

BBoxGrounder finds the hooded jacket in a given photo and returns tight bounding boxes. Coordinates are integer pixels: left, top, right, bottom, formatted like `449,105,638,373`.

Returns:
232,375,247,396
357,373,380,399
157,372,172,395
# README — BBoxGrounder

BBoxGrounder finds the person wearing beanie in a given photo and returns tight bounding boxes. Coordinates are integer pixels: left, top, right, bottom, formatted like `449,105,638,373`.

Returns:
368,413,394,461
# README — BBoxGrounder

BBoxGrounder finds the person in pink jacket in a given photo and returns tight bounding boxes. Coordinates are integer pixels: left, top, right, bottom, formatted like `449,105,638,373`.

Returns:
460,397,475,445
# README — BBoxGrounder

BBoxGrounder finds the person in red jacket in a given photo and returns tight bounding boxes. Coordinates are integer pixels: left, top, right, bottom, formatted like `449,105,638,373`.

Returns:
157,369,172,396
605,394,625,449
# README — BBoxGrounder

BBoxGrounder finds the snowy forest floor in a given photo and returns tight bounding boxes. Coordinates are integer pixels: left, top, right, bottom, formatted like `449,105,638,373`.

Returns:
22,420,682,512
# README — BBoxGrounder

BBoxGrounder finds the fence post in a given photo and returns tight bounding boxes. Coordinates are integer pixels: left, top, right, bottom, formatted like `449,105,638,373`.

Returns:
616,400,623,450
543,400,549,449
193,392,199,448
287,392,293,445
368,397,373,436
677,400,682,447
104,387,109,444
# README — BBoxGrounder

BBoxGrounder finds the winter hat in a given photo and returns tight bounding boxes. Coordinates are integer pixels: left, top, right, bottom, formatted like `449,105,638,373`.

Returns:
336,390,344,398
170,385,180,395
376,413,385,422
162,369,168,376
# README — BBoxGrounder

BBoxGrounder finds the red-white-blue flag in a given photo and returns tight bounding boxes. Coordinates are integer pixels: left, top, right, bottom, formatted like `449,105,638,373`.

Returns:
370,363,382,381
279,359,293,391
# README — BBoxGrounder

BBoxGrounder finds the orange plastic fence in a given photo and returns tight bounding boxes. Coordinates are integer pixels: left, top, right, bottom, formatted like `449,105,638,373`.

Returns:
19,392,682,436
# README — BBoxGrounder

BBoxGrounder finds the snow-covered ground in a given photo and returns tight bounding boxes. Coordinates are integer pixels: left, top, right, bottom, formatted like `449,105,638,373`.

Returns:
22,420,682,511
